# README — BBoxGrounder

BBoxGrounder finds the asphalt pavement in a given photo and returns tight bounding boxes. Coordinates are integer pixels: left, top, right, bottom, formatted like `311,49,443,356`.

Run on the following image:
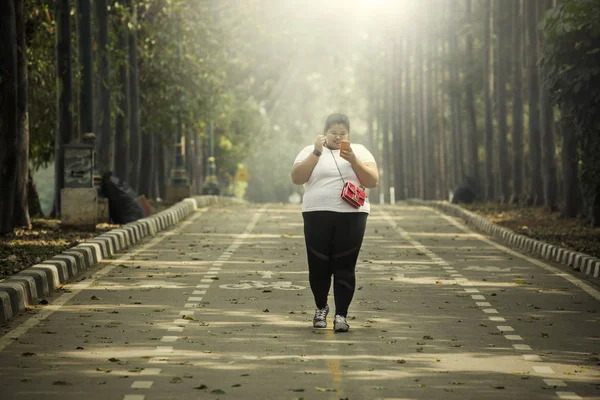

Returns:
0,202,598,400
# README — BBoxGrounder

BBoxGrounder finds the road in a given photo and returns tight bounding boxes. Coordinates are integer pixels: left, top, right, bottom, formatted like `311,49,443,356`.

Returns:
1,202,599,400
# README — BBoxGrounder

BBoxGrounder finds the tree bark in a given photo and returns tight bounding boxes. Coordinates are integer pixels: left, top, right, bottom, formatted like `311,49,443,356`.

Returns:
526,0,543,205
464,0,480,189
449,33,463,189
425,14,435,199
138,133,153,197
114,15,129,183
559,111,579,218
54,0,73,218
392,37,405,201
483,0,495,201
0,0,18,234
382,44,391,203
28,169,44,218
495,0,511,203
538,0,559,211
156,138,167,200
404,38,415,198
511,0,525,204
13,0,30,229
95,0,112,173
128,0,141,192
415,40,425,199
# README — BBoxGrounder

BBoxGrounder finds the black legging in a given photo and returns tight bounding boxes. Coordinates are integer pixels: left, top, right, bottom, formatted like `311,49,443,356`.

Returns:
302,211,368,317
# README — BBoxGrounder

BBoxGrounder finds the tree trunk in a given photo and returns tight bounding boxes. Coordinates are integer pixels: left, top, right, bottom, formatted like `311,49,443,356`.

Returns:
392,37,404,201
13,0,30,229
128,0,141,192
464,0,480,188
28,168,44,218
0,0,18,234
95,0,112,173
495,0,511,203
76,0,94,139
139,133,153,197
53,0,73,218
425,15,435,200
483,0,495,201
415,40,425,199
511,0,525,204
382,45,391,203
538,0,559,211
156,138,167,200
559,111,579,218
449,33,463,189
526,0,543,205
404,38,415,198
438,39,449,199
114,16,129,183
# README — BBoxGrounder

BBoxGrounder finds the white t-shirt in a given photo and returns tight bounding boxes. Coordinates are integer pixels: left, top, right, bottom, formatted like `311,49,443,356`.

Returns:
293,144,376,213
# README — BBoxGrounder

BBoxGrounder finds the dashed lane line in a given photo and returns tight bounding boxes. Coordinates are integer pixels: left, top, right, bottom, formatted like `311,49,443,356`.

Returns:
379,209,587,399
0,208,209,353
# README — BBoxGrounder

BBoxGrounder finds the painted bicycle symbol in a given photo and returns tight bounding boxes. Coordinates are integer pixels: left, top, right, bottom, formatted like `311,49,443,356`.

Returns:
219,280,305,290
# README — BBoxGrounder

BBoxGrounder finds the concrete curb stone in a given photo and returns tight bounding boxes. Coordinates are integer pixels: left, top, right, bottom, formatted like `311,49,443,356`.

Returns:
0,195,244,325
407,199,600,280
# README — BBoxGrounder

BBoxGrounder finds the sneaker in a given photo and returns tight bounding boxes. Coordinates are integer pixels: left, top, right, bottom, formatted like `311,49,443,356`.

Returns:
312,305,329,328
334,314,349,333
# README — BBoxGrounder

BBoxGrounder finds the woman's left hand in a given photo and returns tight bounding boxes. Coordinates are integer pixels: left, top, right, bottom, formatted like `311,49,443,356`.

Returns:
340,146,357,165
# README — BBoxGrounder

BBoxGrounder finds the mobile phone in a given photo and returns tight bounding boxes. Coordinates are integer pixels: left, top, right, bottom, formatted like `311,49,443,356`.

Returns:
340,141,350,151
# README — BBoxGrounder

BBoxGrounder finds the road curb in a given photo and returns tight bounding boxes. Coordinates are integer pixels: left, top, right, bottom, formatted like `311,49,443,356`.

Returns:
0,195,244,325
407,199,600,280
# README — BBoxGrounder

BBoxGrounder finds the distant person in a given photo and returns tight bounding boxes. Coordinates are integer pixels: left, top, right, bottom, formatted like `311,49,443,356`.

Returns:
291,113,379,332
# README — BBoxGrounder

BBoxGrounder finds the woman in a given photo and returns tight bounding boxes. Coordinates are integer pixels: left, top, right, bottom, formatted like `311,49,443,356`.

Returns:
291,113,379,332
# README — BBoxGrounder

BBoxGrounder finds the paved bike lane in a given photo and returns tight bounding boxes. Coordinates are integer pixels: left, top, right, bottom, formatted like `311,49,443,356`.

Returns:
0,202,598,399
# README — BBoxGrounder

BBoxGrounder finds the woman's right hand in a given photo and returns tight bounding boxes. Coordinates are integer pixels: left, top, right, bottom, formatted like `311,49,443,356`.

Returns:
314,135,326,153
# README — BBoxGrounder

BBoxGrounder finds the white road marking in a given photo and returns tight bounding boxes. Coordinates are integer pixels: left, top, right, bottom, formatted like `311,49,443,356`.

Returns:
201,279,214,283
184,303,199,308
168,327,184,332
556,392,582,400
533,366,555,374
161,336,178,342
543,379,567,387
471,295,486,300
505,335,523,340
123,395,145,400
261,271,273,279
523,355,542,361
497,326,514,332
131,381,153,389
476,302,492,307
464,289,479,293
0,208,208,352
179,311,193,315
139,368,162,375
148,358,168,364
483,309,499,314
209,267,221,271
155,346,173,353
489,317,506,322
204,275,217,279
172,319,189,325
187,297,203,302
193,290,206,295
435,211,600,301
196,284,210,288
513,344,532,351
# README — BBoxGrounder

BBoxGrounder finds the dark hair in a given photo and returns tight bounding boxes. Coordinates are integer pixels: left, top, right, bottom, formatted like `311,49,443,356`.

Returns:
323,113,350,134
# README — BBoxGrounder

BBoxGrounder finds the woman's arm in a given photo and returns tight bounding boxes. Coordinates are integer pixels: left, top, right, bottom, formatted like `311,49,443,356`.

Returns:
291,135,327,185
291,153,320,185
351,160,379,188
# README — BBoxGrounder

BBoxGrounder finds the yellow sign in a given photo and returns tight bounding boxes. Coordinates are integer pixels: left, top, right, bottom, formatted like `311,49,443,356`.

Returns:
235,168,248,182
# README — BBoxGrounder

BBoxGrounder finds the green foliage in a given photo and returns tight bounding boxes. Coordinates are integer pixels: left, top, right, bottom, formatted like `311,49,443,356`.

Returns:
541,0,600,221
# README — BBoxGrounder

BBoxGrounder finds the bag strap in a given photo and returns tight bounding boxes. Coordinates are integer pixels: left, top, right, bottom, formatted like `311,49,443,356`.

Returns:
328,146,346,184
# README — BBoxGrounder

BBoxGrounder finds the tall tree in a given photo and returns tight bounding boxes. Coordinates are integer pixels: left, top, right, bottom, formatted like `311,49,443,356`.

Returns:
404,37,415,198
526,0,543,205
425,9,435,199
76,0,94,139
13,0,30,228
464,0,480,187
511,0,525,204
0,0,18,234
449,32,463,188
95,0,112,173
127,0,141,191
483,0,495,200
392,37,404,201
382,44,391,203
53,0,73,217
495,0,511,202
538,0,558,210
114,6,129,183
